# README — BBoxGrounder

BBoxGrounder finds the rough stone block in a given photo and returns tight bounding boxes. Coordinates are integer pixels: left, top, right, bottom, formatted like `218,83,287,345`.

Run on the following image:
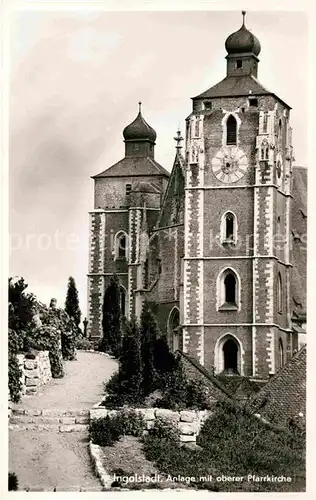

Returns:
75,416,90,424
178,422,197,435
25,369,39,378
25,378,39,387
146,420,155,430
10,416,34,424
13,409,25,416
24,409,42,416
180,411,197,423
137,408,155,420
59,425,88,433
25,389,38,396
59,417,76,425
90,409,108,420
66,409,90,417
39,417,59,424
42,409,65,417
155,409,180,422
24,360,38,370
179,434,196,443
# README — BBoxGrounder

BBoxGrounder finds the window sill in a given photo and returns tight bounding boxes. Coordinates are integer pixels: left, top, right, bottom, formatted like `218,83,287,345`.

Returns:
114,257,127,262
222,239,236,246
219,302,238,311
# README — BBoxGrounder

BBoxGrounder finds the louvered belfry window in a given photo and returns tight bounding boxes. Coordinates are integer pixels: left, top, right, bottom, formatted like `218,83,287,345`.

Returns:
226,115,237,145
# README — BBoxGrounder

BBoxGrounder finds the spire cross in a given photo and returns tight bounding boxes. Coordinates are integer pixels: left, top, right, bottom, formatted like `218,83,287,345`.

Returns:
242,10,246,26
174,129,184,151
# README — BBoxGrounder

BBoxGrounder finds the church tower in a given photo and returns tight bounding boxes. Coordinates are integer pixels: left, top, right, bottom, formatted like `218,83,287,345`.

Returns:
87,104,169,339
183,12,294,377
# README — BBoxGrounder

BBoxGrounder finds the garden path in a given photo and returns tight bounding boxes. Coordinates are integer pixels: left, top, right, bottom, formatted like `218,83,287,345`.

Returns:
9,351,118,491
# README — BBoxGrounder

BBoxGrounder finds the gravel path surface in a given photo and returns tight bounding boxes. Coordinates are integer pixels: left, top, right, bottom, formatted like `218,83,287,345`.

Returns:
15,351,118,410
9,351,118,491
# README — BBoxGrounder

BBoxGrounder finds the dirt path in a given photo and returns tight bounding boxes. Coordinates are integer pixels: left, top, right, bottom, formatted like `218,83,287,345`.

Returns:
9,351,118,491
16,351,118,410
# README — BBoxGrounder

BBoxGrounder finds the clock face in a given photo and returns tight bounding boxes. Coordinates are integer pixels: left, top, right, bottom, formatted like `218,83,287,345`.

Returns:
276,153,283,187
211,147,248,183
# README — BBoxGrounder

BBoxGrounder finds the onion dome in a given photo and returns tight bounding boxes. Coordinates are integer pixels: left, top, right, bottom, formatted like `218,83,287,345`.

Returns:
123,102,157,143
225,11,261,56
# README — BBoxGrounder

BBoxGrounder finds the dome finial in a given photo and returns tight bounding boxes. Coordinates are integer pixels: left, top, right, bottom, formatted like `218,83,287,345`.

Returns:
242,10,246,27
138,101,142,113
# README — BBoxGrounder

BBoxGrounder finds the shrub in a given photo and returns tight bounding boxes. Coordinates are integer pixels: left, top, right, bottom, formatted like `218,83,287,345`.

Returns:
89,410,146,446
8,353,22,403
89,415,122,447
140,304,159,396
75,337,94,350
157,356,187,410
99,275,122,357
27,326,64,378
103,316,143,407
112,409,146,437
196,401,306,487
65,276,82,330
149,416,180,442
185,379,213,410
8,472,18,491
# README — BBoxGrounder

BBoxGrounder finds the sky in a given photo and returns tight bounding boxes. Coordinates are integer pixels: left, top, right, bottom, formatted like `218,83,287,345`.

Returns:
8,9,308,319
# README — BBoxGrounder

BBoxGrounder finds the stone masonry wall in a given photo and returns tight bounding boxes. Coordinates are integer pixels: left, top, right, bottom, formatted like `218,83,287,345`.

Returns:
90,406,212,443
16,351,52,396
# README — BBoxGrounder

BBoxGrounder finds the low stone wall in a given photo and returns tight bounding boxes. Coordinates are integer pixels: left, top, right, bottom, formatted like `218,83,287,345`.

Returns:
90,405,212,443
16,351,52,396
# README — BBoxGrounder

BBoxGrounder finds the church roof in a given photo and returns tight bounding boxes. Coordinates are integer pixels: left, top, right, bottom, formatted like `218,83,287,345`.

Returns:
291,166,307,317
193,75,291,109
92,157,170,179
247,346,306,426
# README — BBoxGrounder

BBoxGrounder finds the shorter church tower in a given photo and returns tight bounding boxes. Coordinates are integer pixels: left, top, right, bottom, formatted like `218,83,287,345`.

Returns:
87,104,169,339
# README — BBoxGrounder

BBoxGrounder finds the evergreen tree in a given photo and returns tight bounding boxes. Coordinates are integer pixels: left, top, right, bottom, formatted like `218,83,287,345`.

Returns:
100,274,122,357
65,277,82,330
153,334,176,386
140,303,159,396
119,315,143,403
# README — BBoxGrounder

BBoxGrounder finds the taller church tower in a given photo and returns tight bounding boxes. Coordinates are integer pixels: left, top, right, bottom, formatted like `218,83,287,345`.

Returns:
183,12,294,377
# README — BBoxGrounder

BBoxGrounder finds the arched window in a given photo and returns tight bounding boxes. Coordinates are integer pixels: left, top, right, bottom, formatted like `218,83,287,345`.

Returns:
114,231,128,260
278,338,284,368
120,286,127,317
263,112,268,133
225,273,236,303
168,307,181,352
223,338,239,374
221,211,237,244
277,273,283,313
214,333,243,375
218,268,239,310
226,115,237,145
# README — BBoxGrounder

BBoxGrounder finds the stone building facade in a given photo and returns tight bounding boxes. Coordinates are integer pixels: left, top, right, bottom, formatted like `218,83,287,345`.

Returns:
87,13,307,379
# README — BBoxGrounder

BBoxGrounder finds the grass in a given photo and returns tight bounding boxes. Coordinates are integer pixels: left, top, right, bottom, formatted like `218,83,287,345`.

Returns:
99,436,187,490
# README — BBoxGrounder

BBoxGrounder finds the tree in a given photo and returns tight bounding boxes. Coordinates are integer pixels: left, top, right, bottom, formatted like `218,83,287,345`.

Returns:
119,315,143,403
65,277,81,331
9,277,37,334
99,274,122,357
140,303,159,396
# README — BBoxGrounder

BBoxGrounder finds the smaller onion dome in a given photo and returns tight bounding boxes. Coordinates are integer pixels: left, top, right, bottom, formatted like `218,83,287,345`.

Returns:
123,102,157,143
225,11,261,56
